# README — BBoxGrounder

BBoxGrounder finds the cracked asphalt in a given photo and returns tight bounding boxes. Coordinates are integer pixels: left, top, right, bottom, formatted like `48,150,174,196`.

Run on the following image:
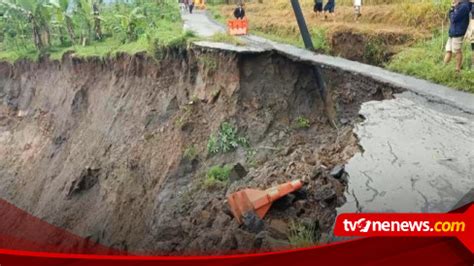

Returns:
183,10,474,213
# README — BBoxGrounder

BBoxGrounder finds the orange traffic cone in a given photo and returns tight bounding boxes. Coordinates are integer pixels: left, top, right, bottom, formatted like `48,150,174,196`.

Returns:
227,180,303,224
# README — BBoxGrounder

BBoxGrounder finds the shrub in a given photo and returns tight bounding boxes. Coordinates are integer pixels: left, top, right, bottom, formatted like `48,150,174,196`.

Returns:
204,165,232,188
207,122,249,155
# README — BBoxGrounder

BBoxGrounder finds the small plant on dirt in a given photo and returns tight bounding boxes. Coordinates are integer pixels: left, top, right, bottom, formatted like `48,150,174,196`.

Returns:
183,145,198,161
174,106,192,128
204,165,232,189
364,37,386,66
245,148,258,168
294,116,311,129
190,94,199,103
288,220,317,248
207,134,220,154
207,122,249,155
198,54,218,72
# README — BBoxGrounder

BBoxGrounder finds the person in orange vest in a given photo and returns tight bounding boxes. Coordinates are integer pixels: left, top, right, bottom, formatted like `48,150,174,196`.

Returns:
233,3,246,20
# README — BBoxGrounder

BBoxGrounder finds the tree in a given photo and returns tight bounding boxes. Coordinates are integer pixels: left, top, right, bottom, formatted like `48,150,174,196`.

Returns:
0,0,51,49
75,0,103,44
49,0,77,44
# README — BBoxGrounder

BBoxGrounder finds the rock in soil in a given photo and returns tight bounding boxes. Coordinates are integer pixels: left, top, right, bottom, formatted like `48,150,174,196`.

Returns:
272,194,296,211
229,163,248,183
242,212,265,234
268,219,289,240
314,184,337,202
329,164,345,179
258,231,291,251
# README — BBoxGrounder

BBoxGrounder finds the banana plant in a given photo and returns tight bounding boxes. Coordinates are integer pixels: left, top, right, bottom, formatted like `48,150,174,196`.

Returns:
0,0,50,49
49,0,76,44
76,0,103,44
112,7,145,42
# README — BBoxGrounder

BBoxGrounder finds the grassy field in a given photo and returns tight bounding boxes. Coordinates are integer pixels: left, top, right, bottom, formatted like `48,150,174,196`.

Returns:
209,0,473,92
388,33,473,92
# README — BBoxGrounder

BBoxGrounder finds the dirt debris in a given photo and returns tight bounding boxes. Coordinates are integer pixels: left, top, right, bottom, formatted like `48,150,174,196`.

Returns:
0,47,401,254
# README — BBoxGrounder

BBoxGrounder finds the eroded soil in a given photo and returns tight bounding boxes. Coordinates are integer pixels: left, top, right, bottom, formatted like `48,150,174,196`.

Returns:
0,47,400,254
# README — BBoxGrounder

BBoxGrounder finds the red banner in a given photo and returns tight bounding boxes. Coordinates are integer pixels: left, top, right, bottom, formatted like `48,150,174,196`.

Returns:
0,198,472,265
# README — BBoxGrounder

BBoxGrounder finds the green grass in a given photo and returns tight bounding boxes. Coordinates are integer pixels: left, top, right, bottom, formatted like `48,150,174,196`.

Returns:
204,165,232,188
207,4,227,25
387,33,474,93
288,220,317,248
0,46,39,62
208,32,246,46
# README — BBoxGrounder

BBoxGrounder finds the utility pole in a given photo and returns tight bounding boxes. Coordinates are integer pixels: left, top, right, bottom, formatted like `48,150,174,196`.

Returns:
290,0,335,126
290,0,314,50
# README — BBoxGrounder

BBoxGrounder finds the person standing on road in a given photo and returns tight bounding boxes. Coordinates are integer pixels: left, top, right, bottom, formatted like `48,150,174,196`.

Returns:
444,0,471,73
354,0,362,21
233,3,246,20
468,0,474,70
324,0,336,20
189,0,195,14
314,0,323,17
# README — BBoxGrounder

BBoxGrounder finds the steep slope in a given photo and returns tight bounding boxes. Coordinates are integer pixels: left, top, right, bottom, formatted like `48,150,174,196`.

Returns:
0,46,399,254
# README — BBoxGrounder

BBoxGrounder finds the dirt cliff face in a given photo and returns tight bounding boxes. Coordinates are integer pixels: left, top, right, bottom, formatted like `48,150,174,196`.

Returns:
0,47,400,254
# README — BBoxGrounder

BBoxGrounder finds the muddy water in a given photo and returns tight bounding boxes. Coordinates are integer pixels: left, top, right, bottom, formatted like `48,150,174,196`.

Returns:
339,94,474,214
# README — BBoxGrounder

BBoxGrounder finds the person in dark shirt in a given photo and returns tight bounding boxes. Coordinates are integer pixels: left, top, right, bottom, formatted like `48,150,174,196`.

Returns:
314,0,323,17
444,0,471,73
189,0,195,14
234,4,246,20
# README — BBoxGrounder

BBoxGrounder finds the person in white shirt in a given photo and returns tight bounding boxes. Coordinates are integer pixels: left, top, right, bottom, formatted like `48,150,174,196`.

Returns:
354,0,362,21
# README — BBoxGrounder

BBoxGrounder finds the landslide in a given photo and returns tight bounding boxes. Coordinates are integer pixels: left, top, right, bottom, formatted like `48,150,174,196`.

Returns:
0,46,399,255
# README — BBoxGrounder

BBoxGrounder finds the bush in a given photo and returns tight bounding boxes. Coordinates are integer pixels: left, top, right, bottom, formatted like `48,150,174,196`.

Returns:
204,165,232,188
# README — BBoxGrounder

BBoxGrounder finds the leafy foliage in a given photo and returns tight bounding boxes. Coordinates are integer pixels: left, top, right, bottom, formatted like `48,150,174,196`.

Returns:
204,165,232,188
207,122,249,155
294,116,311,129
0,0,190,62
